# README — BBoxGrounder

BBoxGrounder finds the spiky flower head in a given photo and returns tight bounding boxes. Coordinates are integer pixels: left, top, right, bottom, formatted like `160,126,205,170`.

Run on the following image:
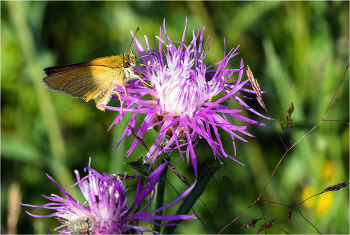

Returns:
22,161,195,234
106,19,266,176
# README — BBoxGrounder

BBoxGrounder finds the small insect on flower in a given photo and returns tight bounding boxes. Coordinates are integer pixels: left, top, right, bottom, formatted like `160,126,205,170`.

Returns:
68,217,96,235
43,28,143,113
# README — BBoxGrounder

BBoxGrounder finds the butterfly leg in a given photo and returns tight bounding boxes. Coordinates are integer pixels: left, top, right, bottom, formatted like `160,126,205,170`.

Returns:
129,72,152,88
138,64,154,88
112,86,124,115
121,80,128,102
138,76,153,88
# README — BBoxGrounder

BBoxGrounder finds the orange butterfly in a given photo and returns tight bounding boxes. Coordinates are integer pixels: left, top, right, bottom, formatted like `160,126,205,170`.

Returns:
43,28,146,113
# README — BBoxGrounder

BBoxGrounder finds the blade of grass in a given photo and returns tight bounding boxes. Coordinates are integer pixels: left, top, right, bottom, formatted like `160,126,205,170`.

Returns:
7,1,77,197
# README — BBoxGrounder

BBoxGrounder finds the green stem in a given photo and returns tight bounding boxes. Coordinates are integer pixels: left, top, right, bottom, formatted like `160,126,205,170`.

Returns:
7,2,77,197
153,150,172,234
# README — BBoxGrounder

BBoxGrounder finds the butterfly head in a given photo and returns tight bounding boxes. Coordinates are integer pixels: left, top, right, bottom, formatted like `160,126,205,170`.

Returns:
123,51,137,69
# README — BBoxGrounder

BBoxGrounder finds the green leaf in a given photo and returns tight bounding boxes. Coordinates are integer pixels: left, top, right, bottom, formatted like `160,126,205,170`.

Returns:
126,157,153,176
133,203,141,225
163,166,219,234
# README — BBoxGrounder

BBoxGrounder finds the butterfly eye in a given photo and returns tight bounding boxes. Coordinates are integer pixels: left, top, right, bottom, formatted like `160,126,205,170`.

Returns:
123,62,130,68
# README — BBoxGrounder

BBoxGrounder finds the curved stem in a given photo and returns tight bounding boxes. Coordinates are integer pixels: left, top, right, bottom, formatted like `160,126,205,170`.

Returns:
153,150,172,234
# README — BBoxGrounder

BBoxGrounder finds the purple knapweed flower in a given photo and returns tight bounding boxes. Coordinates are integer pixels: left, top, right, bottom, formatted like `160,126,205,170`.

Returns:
106,19,266,176
22,161,196,234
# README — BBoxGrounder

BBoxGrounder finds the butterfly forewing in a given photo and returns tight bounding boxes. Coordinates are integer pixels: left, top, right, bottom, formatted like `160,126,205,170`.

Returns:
44,56,124,76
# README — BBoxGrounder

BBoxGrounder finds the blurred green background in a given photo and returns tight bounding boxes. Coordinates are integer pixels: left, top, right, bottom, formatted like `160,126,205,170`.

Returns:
1,1,349,234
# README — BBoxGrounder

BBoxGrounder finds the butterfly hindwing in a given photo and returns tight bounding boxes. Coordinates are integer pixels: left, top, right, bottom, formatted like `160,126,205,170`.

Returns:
43,66,118,101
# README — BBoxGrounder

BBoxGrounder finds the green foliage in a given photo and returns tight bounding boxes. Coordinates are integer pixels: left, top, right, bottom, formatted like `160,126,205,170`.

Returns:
1,1,348,234
127,157,153,176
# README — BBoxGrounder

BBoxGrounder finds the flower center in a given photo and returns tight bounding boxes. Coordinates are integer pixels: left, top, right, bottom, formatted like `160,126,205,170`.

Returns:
153,47,211,117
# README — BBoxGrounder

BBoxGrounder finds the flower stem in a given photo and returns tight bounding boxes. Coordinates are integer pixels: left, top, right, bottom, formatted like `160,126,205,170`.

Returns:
153,150,172,233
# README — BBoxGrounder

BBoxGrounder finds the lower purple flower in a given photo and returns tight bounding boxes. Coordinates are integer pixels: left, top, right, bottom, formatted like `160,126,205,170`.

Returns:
22,161,196,234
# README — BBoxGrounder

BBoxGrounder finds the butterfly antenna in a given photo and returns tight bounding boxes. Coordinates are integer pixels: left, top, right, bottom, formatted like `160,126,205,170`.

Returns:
138,53,159,61
127,27,139,52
